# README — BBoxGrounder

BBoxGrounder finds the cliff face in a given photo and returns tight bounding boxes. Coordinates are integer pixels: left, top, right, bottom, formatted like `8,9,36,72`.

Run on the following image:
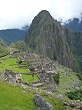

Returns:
25,10,80,71
65,29,82,72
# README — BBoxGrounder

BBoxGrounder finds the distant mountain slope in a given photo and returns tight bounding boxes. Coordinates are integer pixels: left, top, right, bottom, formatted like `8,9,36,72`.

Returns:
0,28,28,45
0,39,9,57
25,10,78,71
64,18,82,31
15,40,31,52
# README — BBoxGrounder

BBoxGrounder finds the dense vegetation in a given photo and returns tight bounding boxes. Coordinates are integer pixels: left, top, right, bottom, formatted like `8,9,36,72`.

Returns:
67,90,82,101
52,73,59,85
77,73,82,81
15,40,31,52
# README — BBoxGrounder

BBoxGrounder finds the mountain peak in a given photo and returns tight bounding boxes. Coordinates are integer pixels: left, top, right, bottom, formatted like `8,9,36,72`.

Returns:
38,10,50,14
25,10,78,71
30,10,55,27
37,10,51,16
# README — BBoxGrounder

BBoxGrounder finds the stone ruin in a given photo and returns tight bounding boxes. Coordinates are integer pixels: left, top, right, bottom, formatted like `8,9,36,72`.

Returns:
9,52,36,61
5,69,23,84
24,54,58,91
31,60,57,86
9,52,58,91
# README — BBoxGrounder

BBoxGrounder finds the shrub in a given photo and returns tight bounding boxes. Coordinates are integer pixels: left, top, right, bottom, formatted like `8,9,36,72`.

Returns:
29,67,35,72
77,73,82,81
67,90,82,101
52,73,59,84
0,47,9,57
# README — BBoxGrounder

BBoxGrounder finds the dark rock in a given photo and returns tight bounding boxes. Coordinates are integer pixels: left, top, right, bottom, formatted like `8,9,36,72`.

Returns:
34,94,54,110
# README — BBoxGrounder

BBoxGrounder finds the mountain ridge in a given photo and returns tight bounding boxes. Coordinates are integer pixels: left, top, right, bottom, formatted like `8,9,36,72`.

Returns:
0,28,28,45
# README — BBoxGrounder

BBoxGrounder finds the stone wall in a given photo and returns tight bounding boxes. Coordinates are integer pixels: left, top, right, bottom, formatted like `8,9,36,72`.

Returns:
34,94,54,110
5,69,23,84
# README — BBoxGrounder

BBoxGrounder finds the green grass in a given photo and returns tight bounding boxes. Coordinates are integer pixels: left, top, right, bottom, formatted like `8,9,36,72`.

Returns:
0,81,66,110
0,56,30,73
0,81,37,110
22,74,39,84
38,86,47,89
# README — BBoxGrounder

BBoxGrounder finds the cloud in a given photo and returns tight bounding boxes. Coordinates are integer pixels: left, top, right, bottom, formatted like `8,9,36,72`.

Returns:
0,0,82,29
53,0,82,22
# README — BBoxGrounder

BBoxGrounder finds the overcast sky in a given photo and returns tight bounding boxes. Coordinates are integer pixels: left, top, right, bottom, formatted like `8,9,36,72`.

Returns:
0,0,82,30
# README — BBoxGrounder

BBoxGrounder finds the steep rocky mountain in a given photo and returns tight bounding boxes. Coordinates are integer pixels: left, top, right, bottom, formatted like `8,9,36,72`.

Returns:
25,10,79,72
0,28,28,45
64,18,82,31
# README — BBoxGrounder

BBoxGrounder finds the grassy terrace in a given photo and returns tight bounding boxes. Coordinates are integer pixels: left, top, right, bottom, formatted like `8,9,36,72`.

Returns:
22,74,39,84
56,66,81,93
0,56,39,84
0,56,29,73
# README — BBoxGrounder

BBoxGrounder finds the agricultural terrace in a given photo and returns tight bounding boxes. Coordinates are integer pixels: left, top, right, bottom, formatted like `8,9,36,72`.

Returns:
0,55,39,84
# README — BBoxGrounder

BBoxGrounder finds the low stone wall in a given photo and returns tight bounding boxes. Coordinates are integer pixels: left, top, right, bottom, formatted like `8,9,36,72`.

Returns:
34,94,54,110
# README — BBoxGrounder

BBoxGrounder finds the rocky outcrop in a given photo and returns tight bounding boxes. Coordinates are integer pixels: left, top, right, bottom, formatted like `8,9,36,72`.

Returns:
34,94,54,110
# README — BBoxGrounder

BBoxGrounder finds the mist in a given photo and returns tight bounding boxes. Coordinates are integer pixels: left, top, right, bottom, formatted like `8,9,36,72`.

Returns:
0,0,82,29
